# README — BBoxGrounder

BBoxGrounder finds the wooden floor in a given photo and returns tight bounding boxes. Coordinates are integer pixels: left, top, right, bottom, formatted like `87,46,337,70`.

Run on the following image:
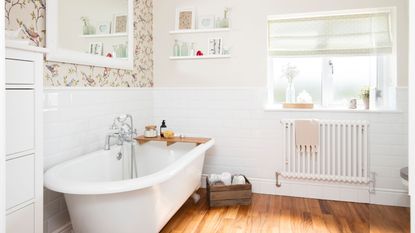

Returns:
161,189,410,233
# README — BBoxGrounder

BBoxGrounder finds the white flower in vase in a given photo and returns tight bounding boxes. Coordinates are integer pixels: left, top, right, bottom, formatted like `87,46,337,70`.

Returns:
281,63,299,84
281,63,299,103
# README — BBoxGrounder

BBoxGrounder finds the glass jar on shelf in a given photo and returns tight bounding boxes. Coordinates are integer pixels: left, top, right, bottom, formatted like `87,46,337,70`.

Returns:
173,39,180,56
180,42,189,57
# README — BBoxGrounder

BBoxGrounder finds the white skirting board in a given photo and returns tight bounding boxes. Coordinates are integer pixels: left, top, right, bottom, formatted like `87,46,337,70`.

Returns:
201,175,410,207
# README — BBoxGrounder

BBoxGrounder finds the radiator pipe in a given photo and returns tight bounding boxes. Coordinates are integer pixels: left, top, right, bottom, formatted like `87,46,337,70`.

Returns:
275,172,282,187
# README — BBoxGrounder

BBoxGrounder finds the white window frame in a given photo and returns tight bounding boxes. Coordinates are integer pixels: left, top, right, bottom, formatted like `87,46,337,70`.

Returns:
268,56,380,108
266,7,397,111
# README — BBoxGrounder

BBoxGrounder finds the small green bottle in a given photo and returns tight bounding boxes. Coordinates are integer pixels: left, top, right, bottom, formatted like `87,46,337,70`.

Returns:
173,40,180,57
180,42,189,57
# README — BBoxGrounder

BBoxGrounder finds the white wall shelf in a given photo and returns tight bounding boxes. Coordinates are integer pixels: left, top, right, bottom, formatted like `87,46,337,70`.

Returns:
169,28,230,35
169,55,231,60
79,33,128,38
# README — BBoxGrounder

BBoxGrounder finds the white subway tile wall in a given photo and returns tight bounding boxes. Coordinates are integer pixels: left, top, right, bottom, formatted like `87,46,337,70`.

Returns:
43,87,408,232
153,87,409,206
43,89,153,233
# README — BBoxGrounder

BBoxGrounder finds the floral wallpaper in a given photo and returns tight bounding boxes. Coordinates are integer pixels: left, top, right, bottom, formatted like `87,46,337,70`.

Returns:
5,0,153,87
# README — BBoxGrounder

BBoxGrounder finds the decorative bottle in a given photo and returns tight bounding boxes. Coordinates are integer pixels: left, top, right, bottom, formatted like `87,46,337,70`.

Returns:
285,82,296,103
180,42,189,57
173,40,180,57
189,43,196,56
81,17,90,35
220,8,230,28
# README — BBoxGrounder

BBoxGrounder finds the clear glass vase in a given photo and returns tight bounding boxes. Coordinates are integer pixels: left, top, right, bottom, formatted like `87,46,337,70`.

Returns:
180,42,189,57
173,40,180,56
285,82,296,103
83,24,89,35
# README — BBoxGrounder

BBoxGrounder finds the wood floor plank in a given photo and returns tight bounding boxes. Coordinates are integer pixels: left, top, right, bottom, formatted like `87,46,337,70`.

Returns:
322,214,343,233
310,214,331,233
259,195,281,233
160,189,410,233
306,198,323,216
279,209,292,233
319,200,332,215
336,217,354,233
224,206,240,220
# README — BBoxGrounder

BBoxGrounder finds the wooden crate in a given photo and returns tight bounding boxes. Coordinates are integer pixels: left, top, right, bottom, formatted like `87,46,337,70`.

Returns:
206,176,252,207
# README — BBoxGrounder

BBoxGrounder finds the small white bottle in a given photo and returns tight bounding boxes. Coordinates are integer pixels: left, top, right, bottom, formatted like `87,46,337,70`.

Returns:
189,43,196,56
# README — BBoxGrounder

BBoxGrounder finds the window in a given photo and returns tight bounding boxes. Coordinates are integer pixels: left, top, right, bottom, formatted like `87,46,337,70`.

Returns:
267,9,395,110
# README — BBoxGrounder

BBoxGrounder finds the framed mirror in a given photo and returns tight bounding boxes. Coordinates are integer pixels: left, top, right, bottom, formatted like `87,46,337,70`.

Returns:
46,0,134,70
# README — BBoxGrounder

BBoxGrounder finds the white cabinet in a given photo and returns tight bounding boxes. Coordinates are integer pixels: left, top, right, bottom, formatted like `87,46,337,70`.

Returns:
5,90,35,156
5,59,35,85
5,46,45,233
6,204,34,233
6,155,35,210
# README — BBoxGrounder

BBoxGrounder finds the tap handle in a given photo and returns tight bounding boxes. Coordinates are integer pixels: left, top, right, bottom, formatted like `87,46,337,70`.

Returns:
110,122,119,130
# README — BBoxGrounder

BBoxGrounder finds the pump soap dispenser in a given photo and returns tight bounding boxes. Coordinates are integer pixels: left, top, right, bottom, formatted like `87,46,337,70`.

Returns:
160,120,167,137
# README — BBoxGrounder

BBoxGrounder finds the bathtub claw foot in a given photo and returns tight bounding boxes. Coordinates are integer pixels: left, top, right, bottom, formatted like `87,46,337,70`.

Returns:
191,193,200,203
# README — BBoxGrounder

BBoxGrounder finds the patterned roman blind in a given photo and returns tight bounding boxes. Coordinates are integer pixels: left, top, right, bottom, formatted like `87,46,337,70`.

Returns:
267,11,393,56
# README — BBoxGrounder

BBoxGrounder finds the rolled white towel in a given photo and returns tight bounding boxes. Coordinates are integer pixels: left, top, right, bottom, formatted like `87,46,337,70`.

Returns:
221,172,232,185
232,175,246,185
208,174,222,184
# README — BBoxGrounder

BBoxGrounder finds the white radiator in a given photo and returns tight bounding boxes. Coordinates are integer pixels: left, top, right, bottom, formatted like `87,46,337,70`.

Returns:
281,119,369,183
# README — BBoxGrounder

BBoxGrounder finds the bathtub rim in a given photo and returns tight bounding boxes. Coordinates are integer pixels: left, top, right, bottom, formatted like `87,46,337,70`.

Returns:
44,139,214,195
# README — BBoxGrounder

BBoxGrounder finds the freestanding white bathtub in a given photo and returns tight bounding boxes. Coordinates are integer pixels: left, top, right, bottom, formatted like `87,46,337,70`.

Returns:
44,139,214,233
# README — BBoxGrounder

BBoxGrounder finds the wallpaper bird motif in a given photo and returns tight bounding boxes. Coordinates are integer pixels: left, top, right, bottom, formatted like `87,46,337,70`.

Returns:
5,0,153,87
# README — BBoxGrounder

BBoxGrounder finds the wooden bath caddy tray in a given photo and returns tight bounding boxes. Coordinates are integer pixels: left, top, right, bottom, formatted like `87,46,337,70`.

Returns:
135,136,210,146
283,103,314,109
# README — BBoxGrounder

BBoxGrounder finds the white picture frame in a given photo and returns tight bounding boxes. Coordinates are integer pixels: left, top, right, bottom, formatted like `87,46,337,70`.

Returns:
89,42,103,56
113,13,128,34
198,15,215,29
175,7,195,30
208,38,223,55
96,22,111,34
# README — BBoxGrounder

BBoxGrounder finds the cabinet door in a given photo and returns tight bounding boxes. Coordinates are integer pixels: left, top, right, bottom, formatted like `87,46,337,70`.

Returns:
6,155,35,210
5,59,35,85
5,90,35,156
6,204,34,233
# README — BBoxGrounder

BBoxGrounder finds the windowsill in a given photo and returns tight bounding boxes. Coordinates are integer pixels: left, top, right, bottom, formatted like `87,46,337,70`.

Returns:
264,104,403,113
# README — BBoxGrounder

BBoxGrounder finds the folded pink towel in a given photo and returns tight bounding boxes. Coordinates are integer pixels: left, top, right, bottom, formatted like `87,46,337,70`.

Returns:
295,119,319,152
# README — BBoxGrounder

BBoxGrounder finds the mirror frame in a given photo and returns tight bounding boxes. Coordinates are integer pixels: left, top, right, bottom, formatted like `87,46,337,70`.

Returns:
46,0,134,70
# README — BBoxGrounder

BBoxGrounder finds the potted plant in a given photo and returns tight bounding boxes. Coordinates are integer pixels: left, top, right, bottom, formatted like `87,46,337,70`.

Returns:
360,87,370,109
